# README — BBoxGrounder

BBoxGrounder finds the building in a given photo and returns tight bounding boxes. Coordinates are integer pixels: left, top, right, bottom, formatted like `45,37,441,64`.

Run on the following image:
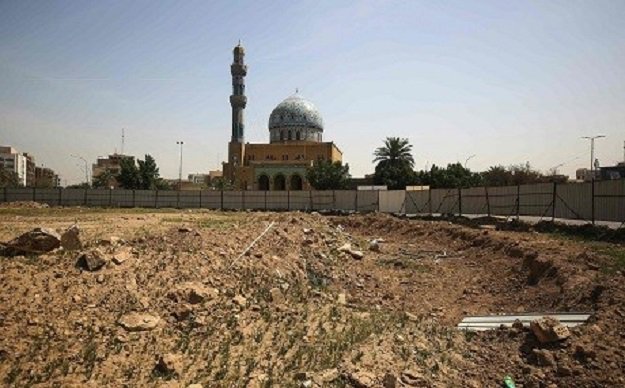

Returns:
0,146,28,186
222,43,343,191
34,166,60,188
188,170,223,186
575,168,595,182
600,162,625,180
92,154,134,188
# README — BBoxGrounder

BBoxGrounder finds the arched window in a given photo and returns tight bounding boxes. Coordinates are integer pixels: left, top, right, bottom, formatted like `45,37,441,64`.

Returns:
274,174,286,191
280,130,284,141
290,175,303,191
288,130,292,140
258,175,270,191
296,131,301,140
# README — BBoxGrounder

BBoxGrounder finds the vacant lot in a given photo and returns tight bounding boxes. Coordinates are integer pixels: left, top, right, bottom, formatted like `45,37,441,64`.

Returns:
0,206,624,387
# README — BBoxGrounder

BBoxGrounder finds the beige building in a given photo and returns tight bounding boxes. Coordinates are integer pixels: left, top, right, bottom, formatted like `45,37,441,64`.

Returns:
92,154,134,187
222,43,343,191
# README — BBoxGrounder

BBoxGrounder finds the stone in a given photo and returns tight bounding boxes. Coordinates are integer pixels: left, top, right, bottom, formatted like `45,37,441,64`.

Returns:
168,282,218,304
401,369,427,386
60,224,82,251
338,243,352,253
382,373,397,388
233,295,247,307
530,317,570,343
187,385,203,388
369,239,380,252
155,353,183,376
337,293,347,305
112,248,132,265
347,371,376,388
178,227,193,233
269,287,285,304
3,228,60,255
405,312,419,322
96,274,105,284
350,250,364,260
314,368,339,384
76,249,108,271
118,312,160,331
533,349,556,367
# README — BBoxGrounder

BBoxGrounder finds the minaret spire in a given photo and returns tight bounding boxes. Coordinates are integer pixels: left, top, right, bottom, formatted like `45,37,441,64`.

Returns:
230,43,247,142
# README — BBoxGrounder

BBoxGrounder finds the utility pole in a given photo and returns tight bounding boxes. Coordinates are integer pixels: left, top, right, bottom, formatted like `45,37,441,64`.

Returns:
121,128,125,155
176,141,184,188
464,154,476,168
70,154,89,185
581,135,605,179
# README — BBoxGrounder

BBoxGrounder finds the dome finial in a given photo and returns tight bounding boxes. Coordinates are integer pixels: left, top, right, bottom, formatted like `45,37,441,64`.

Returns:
295,87,299,94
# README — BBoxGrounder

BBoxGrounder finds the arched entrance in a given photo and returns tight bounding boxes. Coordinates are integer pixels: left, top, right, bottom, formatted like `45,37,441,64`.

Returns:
258,175,269,191
274,174,286,191
290,174,303,190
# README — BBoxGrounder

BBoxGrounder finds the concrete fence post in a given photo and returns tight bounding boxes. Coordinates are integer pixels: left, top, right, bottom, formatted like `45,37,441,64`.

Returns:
287,190,291,211
83,189,88,206
428,189,432,216
155,190,159,208
264,190,267,210
3,187,7,203
355,191,358,212
551,182,557,222
133,190,136,208
591,179,596,225
309,190,313,211
199,190,202,208
242,190,246,210
516,185,520,220
220,191,224,210
32,187,36,202
58,188,62,206
458,188,462,216
485,186,491,217
109,189,113,207
332,190,336,210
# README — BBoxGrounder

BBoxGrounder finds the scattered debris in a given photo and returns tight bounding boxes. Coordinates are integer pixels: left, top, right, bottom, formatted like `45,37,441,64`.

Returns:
60,224,82,251
530,317,571,343
118,312,160,331
458,313,590,332
2,227,60,255
76,249,108,271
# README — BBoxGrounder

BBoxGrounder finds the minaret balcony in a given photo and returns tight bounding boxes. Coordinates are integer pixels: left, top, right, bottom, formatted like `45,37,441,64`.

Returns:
230,95,247,107
230,64,248,76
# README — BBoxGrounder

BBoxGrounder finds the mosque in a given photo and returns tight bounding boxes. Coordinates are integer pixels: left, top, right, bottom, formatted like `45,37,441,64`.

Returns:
222,43,343,190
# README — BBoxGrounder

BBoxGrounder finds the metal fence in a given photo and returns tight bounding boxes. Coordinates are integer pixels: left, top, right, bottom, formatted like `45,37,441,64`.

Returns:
1,179,624,224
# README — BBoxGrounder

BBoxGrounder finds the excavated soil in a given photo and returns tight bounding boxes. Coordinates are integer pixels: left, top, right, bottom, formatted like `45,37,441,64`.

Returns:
0,207,624,387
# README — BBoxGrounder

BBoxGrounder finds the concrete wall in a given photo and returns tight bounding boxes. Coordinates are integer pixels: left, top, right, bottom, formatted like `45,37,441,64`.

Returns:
1,181,624,222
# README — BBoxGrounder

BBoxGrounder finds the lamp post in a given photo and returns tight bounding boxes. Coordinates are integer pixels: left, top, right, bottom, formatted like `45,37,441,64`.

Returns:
464,154,476,169
70,154,89,185
581,135,605,180
176,141,184,188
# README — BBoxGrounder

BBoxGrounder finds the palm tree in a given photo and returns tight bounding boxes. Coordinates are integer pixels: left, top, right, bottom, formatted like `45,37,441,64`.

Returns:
373,137,414,168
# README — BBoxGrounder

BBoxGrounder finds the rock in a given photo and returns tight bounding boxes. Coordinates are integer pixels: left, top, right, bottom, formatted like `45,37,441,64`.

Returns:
382,373,397,388
337,293,347,305
187,385,203,388
76,249,108,271
168,282,218,304
98,236,121,246
118,312,160,331
269,287,285,304
96,274,105,284
178,227,193,233
112,247,133,265
401,369,427,386
3,228,60,255
314,368,339,384
60,224,82,251
523,255,556,285
369,239,380,252
350,250,364,260
172,303,194,321
347,370,376,388
338,243,352,253
233,295,247,307
155,353,183,376
533,349,556,367
405,312,419,322
530,317,570,343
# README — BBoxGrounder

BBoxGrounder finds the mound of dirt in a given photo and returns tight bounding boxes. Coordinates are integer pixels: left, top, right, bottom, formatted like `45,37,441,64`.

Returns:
0,209,623,387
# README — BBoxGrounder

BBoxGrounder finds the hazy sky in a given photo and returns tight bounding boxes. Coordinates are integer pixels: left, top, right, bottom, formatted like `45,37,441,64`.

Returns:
1,0,624,184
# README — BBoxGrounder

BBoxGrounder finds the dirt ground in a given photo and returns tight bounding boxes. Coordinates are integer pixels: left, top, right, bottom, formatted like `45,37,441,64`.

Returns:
0,206,624,387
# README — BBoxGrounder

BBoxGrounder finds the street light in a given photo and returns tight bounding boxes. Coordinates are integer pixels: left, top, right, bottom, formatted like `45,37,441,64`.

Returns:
70,154,89,185
176,141,184,187
581,135,605,179
464,154,476,168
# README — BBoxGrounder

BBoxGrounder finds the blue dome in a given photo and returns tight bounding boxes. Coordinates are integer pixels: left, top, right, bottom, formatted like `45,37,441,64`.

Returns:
268,94,324,131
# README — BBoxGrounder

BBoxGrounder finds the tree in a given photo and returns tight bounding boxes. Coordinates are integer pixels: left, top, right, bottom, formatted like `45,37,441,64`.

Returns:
0,169,19,188
418,163,483,189
306,160,350,190
372,137,416,189
373,137,415,168
138,154,161,190
117,158,140,189
92,168,117,188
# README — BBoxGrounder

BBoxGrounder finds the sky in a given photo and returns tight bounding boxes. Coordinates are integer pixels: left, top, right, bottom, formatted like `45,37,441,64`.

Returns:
1,0,624,185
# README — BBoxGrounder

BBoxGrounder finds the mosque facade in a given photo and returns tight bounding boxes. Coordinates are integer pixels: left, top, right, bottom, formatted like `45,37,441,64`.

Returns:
222,43,343,191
